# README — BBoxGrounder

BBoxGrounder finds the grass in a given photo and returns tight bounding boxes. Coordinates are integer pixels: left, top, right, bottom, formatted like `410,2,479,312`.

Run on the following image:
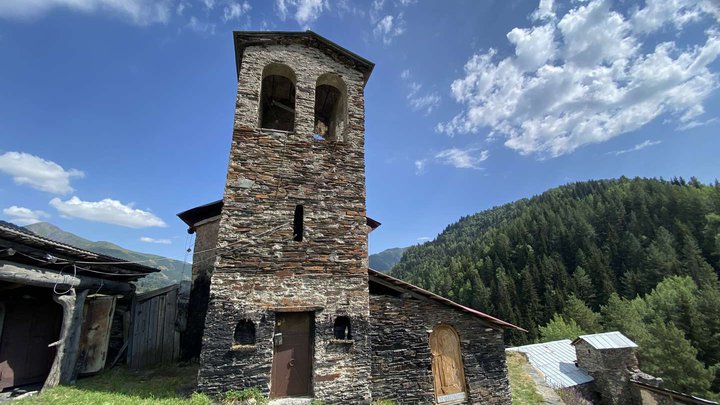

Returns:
14,364,211,405
13,357,536,405
506,352,546,405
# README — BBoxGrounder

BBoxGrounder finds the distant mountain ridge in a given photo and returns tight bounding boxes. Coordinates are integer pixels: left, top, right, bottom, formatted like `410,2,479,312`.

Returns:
23,222,190,292
369,247,408,272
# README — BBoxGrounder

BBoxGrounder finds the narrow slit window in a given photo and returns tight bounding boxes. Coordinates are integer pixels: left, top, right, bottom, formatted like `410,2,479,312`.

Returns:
293,205,304,242
333,316,351,340
234,319,256,345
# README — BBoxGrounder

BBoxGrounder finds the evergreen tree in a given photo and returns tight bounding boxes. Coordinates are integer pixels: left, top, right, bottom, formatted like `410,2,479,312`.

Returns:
640,320,715,396
562,295,601,333
538,314,585,342
681,234,719,287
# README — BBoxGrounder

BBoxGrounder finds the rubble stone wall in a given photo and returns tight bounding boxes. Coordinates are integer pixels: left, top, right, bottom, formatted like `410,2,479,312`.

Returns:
575,342,641,405
181,218,219,361
369,293,511,404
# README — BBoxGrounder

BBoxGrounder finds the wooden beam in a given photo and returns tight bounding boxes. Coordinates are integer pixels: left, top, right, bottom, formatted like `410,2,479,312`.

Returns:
0,261,134,295
44,288,89,389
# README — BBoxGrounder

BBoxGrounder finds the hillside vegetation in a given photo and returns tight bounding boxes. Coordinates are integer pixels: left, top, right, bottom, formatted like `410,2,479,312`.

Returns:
391,177,720,397
369,247,408,272
24,222,190,292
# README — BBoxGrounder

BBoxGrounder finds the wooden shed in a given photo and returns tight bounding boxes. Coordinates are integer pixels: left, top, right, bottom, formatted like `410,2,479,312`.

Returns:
0,220,159,392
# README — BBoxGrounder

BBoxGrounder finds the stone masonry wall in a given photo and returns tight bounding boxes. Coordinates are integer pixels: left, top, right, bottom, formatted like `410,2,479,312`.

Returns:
181,218,219,361
369,292,511,404
198,41,371,403
575,342,642,405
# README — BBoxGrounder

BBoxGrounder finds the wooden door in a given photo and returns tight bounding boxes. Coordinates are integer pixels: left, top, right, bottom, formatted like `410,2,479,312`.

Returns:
430,324,467,404
0,288,62,389
79,295,117,375
270,312,313,398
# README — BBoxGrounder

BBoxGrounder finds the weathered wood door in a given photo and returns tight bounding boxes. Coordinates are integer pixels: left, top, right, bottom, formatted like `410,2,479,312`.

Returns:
0,288,62,389
430,324,467,404
78,295,117,375
270,312,313,398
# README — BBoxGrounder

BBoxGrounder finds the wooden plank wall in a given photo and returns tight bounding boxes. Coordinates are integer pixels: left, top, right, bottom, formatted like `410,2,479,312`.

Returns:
128,284,180,370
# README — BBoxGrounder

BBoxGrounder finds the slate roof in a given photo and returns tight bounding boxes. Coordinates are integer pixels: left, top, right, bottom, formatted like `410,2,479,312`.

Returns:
0,220,159,279
506,340,594,389
368,268,526,332
233,31,375,85
572,331,638,350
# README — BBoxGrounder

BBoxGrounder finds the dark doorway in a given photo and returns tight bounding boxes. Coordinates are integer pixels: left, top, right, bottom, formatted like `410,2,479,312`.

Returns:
0,285,63,390
270,312,313,398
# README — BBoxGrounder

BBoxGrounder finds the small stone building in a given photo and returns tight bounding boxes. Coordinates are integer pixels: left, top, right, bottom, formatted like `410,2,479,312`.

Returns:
510,332,717,405
178,31,523,404
573,331,645,405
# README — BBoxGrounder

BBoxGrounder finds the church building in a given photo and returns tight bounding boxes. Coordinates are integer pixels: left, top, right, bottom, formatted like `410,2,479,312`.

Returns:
178,31,523,404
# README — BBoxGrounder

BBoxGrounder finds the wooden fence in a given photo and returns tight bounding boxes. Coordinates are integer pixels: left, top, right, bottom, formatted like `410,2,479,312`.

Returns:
127,284,180,369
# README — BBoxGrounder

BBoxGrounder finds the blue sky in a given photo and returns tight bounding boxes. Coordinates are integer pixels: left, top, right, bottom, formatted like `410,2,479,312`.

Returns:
0,0,718,260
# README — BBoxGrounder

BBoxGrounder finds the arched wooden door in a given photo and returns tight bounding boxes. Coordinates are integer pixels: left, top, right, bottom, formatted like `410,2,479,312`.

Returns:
429,324,467,404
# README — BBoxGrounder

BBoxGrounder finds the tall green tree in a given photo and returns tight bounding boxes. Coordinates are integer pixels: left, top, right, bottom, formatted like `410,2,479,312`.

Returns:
562,295,601,333
639,320,715,396
538,314,585,343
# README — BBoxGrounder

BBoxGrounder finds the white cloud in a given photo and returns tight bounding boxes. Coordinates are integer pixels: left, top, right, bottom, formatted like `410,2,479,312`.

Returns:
0,151,84,194
532,0,555,21
401,69,441,114
438,0,720,157
336,0,364,18
677,117,718,130
0,0,172,25
417,236,431,242
176,1,188,16
222,1,250,22
416,147,489,174
202,0,215,10
373,13,405,44
187,16,215,34
409,93,441,114
632,0,720,34
276,0,327,28
435,148,489,169
49,196,167,228
140,236,172,244
609,139,662,155
3,206,50,225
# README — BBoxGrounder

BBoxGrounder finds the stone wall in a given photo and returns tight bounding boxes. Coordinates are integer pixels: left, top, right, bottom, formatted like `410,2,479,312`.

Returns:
181,218,219,361
575,342,642,405
369,291,511,404
197,40,372,403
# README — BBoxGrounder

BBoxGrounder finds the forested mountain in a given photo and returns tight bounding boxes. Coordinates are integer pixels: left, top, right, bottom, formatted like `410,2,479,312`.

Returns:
391,177,720,397
369,247,408,272
24,222,190,292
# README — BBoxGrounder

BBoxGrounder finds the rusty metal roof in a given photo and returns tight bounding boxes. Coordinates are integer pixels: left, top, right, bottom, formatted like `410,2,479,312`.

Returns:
507,340,594,389
233,31,375,85
368,268,526,331
572,331,638,350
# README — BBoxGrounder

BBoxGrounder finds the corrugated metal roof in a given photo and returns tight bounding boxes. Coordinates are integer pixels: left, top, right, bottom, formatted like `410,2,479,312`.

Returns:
572,331,638,350
507,340,594,389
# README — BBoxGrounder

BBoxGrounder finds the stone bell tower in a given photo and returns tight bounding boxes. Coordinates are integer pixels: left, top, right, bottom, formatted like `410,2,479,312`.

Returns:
197,31,375,403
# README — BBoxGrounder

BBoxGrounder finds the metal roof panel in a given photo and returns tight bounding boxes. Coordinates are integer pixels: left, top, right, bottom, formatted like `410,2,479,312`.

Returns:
572,331,638,349
507,340,594,389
